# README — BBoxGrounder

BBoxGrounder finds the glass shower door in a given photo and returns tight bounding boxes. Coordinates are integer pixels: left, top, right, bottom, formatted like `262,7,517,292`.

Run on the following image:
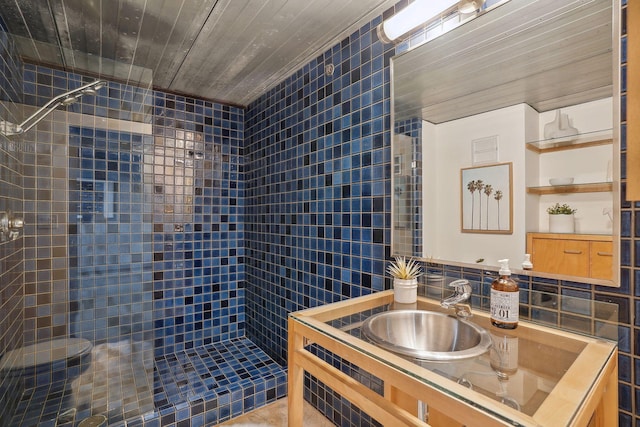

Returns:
68,126,156,423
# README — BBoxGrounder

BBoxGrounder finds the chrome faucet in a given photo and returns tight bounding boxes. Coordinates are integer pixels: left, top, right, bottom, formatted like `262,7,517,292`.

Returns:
440,279,473,318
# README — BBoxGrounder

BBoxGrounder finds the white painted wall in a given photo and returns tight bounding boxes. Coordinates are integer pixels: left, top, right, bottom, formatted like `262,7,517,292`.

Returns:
421,99,613,268
423,104,531,268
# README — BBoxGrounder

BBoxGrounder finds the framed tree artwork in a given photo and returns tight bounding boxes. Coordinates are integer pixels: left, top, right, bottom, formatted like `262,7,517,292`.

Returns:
461,162,513,234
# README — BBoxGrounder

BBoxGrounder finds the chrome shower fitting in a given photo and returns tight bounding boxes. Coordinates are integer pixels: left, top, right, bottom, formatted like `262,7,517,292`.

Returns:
0,80,106,136
0,210,24,241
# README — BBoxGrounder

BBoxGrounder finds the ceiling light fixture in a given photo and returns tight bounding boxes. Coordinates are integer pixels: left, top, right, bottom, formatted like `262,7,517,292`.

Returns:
459,0,486,14
377,0,485,43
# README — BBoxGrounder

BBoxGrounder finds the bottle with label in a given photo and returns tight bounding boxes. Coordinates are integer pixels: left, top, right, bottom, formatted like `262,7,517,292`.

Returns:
490,259,519,329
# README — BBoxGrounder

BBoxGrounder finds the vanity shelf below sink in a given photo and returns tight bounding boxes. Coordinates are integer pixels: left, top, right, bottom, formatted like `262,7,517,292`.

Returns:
527,182,613,195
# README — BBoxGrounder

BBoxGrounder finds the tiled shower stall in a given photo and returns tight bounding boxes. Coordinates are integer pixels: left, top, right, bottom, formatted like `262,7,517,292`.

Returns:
0,2,638,427
0,27,290,425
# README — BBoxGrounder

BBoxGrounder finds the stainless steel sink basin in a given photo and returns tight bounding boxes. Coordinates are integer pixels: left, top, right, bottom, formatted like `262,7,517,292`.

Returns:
361,310,491,361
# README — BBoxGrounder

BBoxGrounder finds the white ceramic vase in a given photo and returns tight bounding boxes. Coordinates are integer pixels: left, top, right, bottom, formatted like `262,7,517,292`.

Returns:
549,213,575,233
393,278,418,303
543,109,579,140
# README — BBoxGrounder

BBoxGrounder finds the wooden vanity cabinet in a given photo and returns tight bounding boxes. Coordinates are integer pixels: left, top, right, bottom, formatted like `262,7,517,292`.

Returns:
527,233,613,280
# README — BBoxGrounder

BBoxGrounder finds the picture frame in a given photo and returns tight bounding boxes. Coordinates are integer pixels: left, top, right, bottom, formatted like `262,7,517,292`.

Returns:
461,162,512,234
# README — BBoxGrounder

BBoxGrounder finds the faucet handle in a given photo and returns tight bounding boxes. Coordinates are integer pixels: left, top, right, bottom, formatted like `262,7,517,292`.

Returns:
443,279,473,318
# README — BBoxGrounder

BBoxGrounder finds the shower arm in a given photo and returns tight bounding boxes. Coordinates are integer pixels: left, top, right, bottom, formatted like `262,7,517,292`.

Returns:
0,80,104,136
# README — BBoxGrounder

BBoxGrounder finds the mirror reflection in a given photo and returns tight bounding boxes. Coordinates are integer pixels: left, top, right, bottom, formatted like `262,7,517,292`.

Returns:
391,0,619,286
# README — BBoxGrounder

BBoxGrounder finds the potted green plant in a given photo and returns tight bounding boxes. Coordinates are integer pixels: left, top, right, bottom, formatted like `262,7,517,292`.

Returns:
387,256,422,303
547,203,577,233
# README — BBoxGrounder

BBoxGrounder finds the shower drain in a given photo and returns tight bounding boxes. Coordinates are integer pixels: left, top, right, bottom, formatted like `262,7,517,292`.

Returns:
78,415,107,427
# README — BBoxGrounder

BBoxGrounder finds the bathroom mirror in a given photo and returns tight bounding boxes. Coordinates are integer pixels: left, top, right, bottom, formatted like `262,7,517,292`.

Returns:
391,0,620,286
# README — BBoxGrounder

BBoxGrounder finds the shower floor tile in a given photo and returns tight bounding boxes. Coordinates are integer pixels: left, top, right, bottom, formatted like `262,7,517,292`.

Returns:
9,337,287,426
9,339,155,427
153,337,287,424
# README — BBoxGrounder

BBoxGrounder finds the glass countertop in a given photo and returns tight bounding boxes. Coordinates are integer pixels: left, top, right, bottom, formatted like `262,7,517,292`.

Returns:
290,292,618,425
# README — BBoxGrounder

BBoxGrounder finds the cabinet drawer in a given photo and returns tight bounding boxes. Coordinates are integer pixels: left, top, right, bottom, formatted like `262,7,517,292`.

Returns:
527,233,613,280
531,238,589,277
590,241,613,280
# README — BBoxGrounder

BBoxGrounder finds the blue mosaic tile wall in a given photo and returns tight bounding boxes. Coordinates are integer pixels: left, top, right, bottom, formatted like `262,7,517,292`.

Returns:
67,126,154,347
244,15,394,366
0,19,22,105
0,18,25,427
17,63,247,360
151,92,246,357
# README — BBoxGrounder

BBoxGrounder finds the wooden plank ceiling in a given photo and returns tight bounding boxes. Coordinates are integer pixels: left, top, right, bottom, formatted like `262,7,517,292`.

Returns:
0,0,398,106
393,0,614,123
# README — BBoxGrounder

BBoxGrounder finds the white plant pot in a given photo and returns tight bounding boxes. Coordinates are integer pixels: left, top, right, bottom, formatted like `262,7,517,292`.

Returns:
393,278,418,303
549,214,574,233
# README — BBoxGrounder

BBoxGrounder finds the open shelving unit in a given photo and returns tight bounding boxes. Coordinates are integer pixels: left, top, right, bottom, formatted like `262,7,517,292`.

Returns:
527,182,613,195
526,132,613,154
526,130,613,195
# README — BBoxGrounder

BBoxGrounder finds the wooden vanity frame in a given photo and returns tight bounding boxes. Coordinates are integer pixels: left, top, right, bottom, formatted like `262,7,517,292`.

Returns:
288,291,618,426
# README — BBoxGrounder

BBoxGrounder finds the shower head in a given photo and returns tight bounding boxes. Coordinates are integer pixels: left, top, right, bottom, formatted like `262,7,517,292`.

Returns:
0,79,106,136
80,81,106,96
61,95,79,106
